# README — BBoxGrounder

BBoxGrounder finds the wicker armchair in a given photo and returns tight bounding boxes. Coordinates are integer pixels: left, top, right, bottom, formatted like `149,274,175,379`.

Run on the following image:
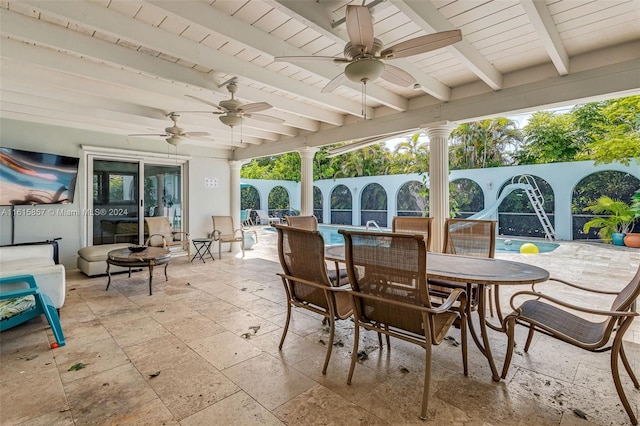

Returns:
501,266,640,425
274,224,353,374
391,216,433,251
340,229,468,421
144,217,190,255
285,215,348,286
429,218,496,314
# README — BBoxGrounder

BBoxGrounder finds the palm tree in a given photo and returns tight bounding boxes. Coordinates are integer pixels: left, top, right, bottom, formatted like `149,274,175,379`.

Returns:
450,118,522,169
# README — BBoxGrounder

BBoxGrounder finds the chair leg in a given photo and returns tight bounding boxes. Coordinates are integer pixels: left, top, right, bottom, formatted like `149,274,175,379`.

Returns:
619,341,640,389
523,325,535,352
347,320,361,385
611,327,638,425
279,302,292,350
419,343,432,420
322,316,336,375
460,312,468,376
218,240,222,259
241,238,245,258
501,315,517,379
39,293,65,346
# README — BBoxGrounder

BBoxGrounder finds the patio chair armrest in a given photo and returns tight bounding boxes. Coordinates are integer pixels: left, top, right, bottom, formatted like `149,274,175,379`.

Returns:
435,287,467,314
212,230,221,241
145,233,168,247
532,277,619,295
349,289,445,315
509,290,639,317
171,231,189,240
277,273,345,292
234,228,244,238
0,288,40,300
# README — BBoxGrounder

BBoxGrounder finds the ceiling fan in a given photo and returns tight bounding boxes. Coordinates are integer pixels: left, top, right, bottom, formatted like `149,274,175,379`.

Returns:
275,4,462,93
186,78,284,127
128,112,212,146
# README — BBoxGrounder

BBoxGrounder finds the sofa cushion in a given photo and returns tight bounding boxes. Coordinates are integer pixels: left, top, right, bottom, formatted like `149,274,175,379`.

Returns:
0,295,36,321
1,257,54,271
78,243,130,262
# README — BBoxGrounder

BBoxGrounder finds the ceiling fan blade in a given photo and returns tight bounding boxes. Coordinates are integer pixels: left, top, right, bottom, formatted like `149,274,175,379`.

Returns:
128,133,168,137
322,73,348,93
189,135,215,142
346,5,374,53
184,132,210,137
185,94,225,111
244,113,285,124
274,55,340,62
241,102,272,113
380,30,462,59
380,64,416,87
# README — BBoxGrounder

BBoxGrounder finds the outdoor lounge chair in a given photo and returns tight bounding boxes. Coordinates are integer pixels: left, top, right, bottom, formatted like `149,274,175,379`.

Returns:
501,265,640,425
340,229,468,421
255,209,281,225
145,216,190,255
240,209,253,227
0,274,65,347
212,216,256,259
274,224,353,374
429,218,497,315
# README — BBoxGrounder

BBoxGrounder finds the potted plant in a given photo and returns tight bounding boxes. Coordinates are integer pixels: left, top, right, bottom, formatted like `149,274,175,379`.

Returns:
623,189,640,248
583,196,634,246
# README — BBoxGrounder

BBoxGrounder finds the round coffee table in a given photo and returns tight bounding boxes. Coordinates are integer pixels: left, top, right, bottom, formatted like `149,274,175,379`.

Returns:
106,247,171,295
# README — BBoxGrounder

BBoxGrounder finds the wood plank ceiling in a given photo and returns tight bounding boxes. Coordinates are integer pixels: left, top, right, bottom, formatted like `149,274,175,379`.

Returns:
1,0,639,160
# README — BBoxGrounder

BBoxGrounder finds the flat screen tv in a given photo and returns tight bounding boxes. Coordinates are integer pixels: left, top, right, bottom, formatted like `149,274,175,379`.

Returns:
0,147,79,206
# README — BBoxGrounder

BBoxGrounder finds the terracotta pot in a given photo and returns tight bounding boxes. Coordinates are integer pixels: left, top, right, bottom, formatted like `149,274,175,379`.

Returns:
623,233,640,248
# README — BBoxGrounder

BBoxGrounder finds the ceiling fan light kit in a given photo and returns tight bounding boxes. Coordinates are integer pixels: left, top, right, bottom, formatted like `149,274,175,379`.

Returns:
219,113,242,127
345,58,385,83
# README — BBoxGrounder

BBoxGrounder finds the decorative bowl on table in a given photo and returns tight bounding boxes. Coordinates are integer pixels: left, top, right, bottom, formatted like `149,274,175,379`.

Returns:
128,245,147,253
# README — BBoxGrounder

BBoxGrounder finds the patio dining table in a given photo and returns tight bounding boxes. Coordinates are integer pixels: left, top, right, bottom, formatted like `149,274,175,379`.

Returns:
325,245,550,381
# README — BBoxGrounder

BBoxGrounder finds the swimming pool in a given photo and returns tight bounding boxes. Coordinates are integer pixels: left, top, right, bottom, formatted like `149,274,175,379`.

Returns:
269,225,559,253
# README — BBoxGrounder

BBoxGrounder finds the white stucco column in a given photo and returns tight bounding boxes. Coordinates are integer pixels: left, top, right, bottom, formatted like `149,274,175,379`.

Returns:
229,160,244,227
298,147,318,216
425,122,454,252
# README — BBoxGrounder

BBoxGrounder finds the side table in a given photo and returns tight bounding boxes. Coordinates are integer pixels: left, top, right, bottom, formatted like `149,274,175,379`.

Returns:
191,238,215,263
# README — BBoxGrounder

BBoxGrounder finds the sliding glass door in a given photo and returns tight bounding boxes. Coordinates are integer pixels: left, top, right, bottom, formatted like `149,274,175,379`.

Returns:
88,156,185,247
92,159,140,245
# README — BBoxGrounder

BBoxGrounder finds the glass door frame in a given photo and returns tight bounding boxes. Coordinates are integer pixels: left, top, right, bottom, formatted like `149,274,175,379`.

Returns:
82,146,189,247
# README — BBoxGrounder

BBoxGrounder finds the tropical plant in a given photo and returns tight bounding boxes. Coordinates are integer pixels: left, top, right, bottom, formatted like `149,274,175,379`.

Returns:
583,196,635,242
630,189,640,220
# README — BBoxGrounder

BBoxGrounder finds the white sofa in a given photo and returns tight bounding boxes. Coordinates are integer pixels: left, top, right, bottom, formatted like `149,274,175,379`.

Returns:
0,244,65,309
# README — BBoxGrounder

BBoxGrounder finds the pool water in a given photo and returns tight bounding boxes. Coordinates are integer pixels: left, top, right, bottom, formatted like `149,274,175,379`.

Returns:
268,225,559,253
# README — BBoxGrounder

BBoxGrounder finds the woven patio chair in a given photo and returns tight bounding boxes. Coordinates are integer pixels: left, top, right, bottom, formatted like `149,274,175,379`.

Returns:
145,216,190,256
340,229,468,421
392,216,433,251
429,218,496,315
212,216,256,259
274,224,353,374
501,265,640,425
285,215,348,286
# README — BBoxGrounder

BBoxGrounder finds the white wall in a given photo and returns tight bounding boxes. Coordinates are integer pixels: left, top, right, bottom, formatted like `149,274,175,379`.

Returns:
0,118,232,269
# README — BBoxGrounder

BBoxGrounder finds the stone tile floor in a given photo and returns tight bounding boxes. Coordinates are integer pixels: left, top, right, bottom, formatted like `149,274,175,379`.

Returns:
1,228,639,425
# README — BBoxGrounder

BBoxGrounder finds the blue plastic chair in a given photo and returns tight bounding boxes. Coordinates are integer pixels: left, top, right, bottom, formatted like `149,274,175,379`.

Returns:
0,274,66,347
